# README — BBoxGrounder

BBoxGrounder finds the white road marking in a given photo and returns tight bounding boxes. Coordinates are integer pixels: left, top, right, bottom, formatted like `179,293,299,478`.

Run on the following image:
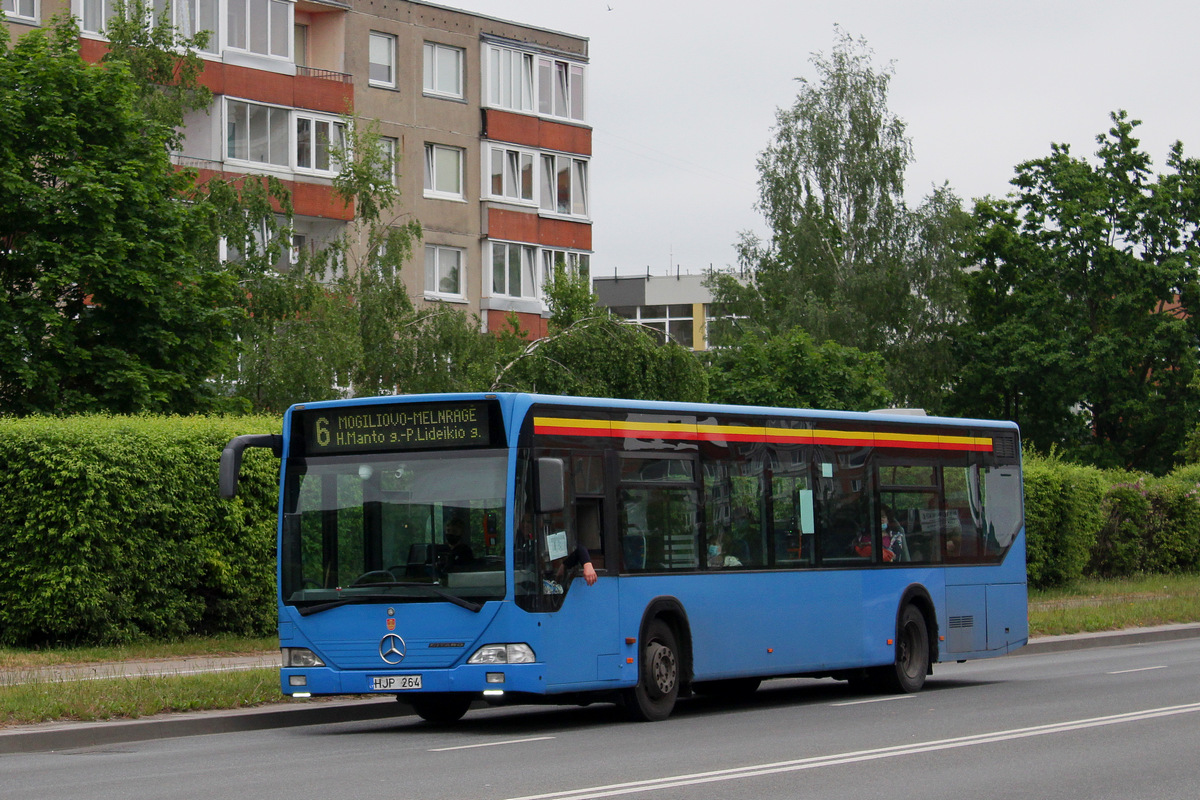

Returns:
1107,665,1168,675
830,695,916,707
431,736,555,752
502,701,1200,800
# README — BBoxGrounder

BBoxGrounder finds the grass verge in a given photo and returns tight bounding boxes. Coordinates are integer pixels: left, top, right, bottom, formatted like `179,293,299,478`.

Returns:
1,668,283,727
1029,574,1200,636
0,635,277,671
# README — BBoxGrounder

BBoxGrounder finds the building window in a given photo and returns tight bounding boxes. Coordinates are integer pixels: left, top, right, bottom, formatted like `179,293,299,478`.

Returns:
227,0,290,58
491,241,537,299
4,0,38,22
610,303,694,349
487,45,534,112
80,0,118,34
424,144,464,200
295,113,345,174
540,154,588,217
542,249,590,283
369,32,396,88
378,136,398,186
425,245,464,298
537,57,585,121
488,146,535,204
423,42,464,99
175,0,219,52
226,99,289,167
293,22,308,65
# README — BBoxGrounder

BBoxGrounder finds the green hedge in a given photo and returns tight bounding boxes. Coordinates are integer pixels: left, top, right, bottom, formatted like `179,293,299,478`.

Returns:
0,415,280,646
1023,455,1200,588
1022,455,1107,588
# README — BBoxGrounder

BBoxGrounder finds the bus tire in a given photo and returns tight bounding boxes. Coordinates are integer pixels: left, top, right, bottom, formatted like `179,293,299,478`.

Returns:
879,604,929,693
623,619,680,722
407,692,472,724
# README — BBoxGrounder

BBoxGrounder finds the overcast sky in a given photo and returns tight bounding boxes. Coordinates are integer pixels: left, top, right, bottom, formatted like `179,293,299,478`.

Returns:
447,0,1200,277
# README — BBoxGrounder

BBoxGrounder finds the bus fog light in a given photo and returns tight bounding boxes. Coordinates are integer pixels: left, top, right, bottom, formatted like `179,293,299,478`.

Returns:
468,643,536,664
289,675,308,687
486,672,505,684
282,648,325,668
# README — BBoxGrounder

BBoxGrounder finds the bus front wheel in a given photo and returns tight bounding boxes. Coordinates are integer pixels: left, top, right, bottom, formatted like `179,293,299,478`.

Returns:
623,619,680,722
878,604,929,693
407,692,472,724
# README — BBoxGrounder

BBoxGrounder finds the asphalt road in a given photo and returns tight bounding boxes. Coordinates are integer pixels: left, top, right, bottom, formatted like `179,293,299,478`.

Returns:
3,635,1199,800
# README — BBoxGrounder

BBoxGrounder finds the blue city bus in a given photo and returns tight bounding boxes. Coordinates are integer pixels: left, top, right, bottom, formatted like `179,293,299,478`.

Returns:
219,392,1026,722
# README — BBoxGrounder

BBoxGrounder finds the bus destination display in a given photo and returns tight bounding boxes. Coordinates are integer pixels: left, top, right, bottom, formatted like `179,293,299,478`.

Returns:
301,401,493,455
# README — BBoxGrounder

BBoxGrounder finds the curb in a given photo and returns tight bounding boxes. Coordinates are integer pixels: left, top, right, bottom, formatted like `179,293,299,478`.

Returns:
0,697,405,755
4,624,1200,754
1016,622,1200,656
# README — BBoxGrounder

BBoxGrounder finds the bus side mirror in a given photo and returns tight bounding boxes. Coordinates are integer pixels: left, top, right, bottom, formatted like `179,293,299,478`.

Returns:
219,434,283,498
535,457,565,514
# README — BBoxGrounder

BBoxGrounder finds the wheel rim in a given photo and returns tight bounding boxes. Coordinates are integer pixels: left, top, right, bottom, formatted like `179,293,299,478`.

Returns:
646,641,678,697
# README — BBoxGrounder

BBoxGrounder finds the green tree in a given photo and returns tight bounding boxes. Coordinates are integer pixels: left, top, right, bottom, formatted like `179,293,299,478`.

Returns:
706,328,891,411
227,120,506,412
954,112,1200,474
710,29,967,410
0,16,247,414
492,265,708,402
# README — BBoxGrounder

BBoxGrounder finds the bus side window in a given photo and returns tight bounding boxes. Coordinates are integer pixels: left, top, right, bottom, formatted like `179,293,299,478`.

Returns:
577,498,603,570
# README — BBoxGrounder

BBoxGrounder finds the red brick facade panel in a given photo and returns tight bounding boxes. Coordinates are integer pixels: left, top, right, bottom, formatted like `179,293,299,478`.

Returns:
484,109,592,156
489,208,592,250
188,168,353,221
488,309,549,341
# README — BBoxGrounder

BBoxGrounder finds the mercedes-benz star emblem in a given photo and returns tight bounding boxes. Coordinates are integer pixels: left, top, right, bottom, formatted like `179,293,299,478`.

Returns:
379,633,407,664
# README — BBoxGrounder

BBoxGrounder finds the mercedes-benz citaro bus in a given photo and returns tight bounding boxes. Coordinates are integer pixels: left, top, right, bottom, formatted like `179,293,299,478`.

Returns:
219,392,1026,723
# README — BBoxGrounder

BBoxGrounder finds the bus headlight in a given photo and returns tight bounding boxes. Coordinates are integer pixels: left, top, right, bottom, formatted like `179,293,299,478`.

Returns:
467,644,536,664
282,648,326,668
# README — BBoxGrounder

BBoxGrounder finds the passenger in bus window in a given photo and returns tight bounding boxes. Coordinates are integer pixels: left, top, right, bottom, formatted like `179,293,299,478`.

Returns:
707,532,743,568
853,506,907,562
881,505,908,562
543,541,597,593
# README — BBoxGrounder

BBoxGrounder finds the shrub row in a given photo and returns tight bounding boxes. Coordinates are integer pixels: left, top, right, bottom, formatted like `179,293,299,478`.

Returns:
1024,454,1200,588
3,417,1198,643
0,415,280,646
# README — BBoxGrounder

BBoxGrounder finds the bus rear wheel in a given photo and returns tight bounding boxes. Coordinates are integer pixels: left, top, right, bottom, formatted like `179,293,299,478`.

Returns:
623,619,680,722
878,604,929,693
407,692,472,724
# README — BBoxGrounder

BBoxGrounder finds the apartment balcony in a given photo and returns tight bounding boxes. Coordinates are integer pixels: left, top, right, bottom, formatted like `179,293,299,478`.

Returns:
169,155,354,222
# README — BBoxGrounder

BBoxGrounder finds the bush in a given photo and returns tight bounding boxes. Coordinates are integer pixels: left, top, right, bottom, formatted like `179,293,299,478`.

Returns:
1022,454,1106,588
1093,478,1200,578
0,415,280,646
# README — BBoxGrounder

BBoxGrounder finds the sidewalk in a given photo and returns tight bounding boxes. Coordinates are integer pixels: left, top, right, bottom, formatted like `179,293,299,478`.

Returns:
3,623,1199,755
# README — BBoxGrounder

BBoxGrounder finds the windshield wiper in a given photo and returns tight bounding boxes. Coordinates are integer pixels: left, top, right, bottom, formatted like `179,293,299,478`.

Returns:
296,582,483,616
297,597,364,617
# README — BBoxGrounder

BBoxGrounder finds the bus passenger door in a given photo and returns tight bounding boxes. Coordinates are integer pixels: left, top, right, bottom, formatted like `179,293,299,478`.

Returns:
539,471,624,689
540,576,622,688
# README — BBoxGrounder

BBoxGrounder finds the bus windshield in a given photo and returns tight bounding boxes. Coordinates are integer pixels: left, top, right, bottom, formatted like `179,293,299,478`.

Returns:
280,450,508,611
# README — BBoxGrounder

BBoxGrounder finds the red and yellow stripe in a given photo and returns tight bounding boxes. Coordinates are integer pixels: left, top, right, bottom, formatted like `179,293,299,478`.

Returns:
533,416,992,453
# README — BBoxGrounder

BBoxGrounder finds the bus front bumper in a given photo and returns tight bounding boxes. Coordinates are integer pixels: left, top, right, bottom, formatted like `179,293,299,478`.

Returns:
280,662,547,697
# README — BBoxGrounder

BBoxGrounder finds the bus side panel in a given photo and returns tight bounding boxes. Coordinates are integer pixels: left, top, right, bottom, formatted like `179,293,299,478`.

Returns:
859,569,946,669
618,572,869,681
944,584,987,654
942,528,1029,658
987,582,1028,652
